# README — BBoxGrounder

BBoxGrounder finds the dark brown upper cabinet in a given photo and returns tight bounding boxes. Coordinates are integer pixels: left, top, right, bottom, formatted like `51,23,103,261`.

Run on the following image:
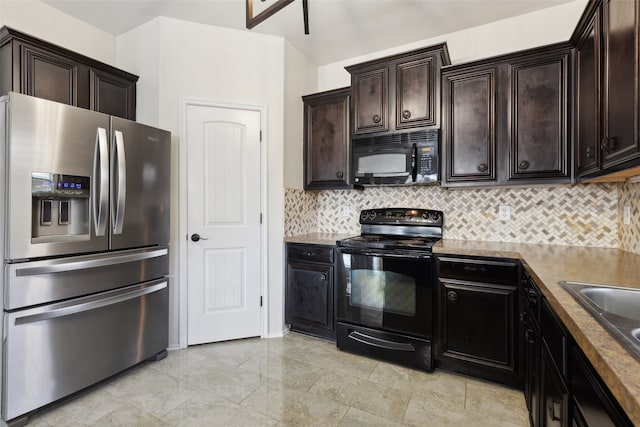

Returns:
441,43,572,187
0,27,137,120
508,53,570,181
572,0,640,181
302,87,351,190
90,69,136,120
442,67,499,184
346,44,450,137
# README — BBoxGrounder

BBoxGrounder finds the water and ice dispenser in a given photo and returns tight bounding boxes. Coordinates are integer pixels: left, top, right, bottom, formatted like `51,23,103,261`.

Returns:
31,173,90,242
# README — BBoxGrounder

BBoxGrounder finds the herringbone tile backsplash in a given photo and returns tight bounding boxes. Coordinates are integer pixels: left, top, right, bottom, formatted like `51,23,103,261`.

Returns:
285,184,620,248
619,180,640,254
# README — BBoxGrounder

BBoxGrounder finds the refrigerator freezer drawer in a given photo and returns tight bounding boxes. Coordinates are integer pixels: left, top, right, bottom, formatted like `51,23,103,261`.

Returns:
5,246,168,310
2,279,169,422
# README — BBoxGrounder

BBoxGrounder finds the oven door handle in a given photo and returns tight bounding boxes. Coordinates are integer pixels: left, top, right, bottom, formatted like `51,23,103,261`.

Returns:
348,331,416,352
338,248,431,259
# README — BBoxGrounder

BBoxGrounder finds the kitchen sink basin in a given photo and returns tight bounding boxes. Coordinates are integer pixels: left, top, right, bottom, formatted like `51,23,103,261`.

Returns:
559,281,640,361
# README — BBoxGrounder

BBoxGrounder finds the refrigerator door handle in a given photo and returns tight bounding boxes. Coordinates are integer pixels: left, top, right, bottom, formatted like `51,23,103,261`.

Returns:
14,281,167,325
93,127,109,236
14,247,168,277
111,130,127,234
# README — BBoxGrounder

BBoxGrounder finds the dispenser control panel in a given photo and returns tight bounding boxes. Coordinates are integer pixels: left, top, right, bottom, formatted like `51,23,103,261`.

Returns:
32,173,90,199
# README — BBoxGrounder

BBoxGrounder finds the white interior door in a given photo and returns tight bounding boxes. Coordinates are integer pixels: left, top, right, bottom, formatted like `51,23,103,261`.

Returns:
186,104,262,345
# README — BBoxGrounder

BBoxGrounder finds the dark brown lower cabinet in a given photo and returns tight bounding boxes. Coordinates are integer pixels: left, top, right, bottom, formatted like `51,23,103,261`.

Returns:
540,340,569,427
285,243,335,340
523,272,632,427
436,256,520,386
570,344,633,427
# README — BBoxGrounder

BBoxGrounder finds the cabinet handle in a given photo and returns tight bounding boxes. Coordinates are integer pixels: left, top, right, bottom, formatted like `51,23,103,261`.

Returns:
336,171,344,179
548,399,562,422
601,137,615,152
586,146,595,159
306,251,314,256
320,273,327,281
477,163,488,172
447,291,458,302
518,160,530,170
372,114,381,124
402,110,411,120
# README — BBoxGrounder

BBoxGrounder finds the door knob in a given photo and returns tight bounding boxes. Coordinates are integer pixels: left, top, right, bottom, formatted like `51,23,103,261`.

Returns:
191,233,208,242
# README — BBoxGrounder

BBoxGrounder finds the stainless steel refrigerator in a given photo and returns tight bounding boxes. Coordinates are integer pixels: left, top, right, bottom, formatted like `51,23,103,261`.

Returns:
0,92,171,424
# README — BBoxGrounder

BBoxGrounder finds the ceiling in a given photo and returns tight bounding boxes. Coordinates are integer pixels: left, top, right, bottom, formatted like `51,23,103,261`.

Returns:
43,0,577,66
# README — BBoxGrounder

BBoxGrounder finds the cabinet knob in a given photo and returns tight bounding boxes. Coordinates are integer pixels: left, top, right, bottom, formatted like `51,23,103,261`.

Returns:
402,110,411,120
518,160,530,170
601,137,615,152
372,114,381,124
306,251,314,256
336,171,344,179
477,163,488,173
320,273,327,281
586,146,595,159
447,290,458,302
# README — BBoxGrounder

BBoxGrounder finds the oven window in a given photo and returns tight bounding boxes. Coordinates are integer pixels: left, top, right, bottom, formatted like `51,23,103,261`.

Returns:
351,270,415,316
337,251,433,338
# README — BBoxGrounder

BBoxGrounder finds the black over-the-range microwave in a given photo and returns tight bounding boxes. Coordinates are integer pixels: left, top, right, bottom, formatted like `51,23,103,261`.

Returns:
351,129,439,186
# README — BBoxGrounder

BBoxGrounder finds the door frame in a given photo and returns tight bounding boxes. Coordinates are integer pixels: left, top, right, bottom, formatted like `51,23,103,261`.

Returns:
178,97,268,348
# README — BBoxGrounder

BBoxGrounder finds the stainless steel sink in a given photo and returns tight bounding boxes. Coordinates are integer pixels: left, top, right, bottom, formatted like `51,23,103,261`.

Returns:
559,281,640,360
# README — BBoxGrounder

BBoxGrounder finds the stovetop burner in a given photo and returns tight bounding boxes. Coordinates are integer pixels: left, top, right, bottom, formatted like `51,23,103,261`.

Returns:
338,208,444,252
339,235,441,251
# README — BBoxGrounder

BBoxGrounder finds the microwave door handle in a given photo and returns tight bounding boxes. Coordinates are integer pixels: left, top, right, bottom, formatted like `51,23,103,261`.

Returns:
111,130,127,235
411,143,417,182
93,127,109,236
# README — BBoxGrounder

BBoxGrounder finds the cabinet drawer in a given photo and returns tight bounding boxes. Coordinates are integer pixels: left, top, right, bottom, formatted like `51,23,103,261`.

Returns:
437,256,519,285
287,244,334,264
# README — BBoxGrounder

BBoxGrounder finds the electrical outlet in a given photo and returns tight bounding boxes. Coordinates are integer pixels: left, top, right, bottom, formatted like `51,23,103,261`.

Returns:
498,205,511,221
341,205,351,218
624,205,631,225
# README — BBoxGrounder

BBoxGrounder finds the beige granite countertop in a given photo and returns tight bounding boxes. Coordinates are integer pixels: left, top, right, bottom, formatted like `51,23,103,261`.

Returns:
433,239,640,425
284,232,356,246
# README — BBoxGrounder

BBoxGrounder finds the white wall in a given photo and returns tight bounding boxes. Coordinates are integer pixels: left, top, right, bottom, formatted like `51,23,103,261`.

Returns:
117,17,287,345
0,0,116,66
283,41,317,190
317,0,588,91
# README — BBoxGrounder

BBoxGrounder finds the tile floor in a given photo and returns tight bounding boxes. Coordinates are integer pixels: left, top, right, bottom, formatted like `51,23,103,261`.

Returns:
28,333,528,426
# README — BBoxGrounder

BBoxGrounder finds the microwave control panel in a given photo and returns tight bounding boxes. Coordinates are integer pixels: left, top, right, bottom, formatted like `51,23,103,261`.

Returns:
417,146,436,175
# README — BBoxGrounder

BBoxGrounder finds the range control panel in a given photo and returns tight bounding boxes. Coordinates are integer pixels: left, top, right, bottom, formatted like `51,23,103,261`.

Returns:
359,208,443,226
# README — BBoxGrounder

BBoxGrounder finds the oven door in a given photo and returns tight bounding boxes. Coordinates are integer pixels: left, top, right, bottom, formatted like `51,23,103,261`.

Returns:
336,247,433,338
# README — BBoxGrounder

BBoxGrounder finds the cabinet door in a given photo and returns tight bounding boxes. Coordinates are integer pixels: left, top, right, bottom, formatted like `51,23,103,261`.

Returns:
286,261,334,338
540,342,569,427
571,343,633,427
352,67,388,135
303,88,350,190
17,42,81,106
440,279,517,373
575,10,601,177
396,56,436,129
601,0,640,169
442,68,498,183
508,51,570,180
525,315,542,427
90,69,136,120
